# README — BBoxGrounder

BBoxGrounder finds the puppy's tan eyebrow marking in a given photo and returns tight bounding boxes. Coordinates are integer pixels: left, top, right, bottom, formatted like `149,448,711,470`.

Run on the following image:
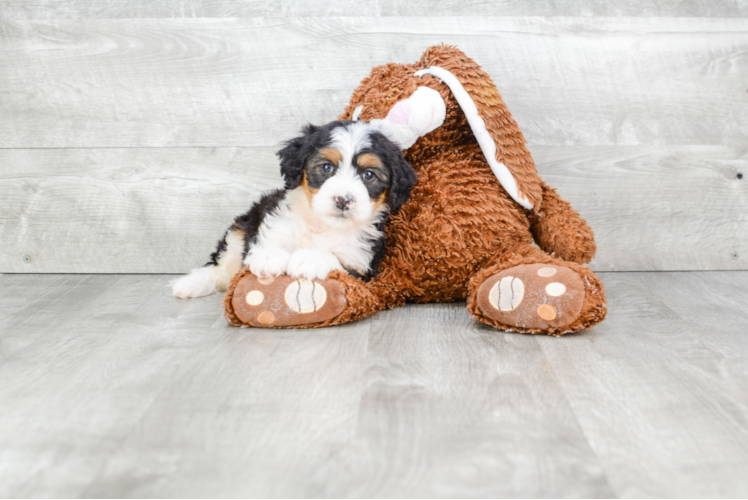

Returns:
319,148,343,165
357,153,383,168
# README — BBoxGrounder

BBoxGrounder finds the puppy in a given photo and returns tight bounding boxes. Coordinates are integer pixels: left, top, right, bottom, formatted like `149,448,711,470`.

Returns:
172,120,417,299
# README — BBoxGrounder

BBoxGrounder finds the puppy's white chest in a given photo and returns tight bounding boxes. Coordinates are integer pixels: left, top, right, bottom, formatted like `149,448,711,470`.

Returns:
256,190,383,275
301,221,375,271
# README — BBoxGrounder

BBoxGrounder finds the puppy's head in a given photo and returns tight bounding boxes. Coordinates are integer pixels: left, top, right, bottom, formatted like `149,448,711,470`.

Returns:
277,120,417,228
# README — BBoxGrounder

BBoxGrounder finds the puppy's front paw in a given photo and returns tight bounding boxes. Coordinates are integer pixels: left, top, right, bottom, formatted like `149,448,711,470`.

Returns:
245,247,291,278
286,249,343,281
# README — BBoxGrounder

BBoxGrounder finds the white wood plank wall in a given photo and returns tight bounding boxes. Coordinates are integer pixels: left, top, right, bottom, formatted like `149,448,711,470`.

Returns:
1,2,747,273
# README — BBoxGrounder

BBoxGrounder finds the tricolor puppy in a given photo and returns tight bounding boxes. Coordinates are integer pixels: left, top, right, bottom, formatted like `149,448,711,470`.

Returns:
172,120,417,299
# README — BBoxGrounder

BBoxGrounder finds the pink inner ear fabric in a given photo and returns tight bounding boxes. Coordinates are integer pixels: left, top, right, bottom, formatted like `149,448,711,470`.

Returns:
386,100,412,124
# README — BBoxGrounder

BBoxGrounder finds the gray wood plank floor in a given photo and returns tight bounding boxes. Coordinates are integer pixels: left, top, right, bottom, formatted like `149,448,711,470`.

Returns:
1,271,747,498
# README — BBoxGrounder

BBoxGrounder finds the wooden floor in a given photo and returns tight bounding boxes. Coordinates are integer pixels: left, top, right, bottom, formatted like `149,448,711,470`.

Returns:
1,271,747,498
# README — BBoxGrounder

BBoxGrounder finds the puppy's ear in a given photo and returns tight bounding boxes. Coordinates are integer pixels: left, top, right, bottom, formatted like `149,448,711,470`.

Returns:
389,151,417,211
370,131,417,211
277,124,317,190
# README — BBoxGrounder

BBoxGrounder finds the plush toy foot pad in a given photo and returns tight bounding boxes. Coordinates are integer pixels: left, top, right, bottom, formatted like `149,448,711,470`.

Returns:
230,274,346,327
477,264,585,330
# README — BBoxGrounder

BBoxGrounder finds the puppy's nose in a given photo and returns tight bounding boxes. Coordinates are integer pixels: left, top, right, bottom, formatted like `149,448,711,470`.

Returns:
334,194,353,211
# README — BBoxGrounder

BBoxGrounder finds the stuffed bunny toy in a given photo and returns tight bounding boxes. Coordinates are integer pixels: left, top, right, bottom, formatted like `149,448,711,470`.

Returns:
224,45,606,335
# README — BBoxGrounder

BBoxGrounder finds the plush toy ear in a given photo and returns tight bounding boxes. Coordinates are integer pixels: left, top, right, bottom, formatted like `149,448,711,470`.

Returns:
414,46,544,210
277,124,317,190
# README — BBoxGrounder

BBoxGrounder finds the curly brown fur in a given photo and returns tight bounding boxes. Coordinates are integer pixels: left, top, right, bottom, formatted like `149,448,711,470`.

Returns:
528,182,597,264
224,266,251,327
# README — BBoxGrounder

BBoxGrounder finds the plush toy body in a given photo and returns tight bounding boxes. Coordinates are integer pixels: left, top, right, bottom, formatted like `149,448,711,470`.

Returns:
225,46,606,335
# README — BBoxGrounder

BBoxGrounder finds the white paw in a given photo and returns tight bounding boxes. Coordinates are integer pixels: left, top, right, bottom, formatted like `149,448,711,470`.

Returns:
172,267,218,299
286,249,343,281
245,247,291,278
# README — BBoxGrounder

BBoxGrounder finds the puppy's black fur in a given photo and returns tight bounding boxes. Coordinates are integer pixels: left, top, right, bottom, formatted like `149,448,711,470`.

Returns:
367,130,418,211
277,121,345,190
207,189,285,267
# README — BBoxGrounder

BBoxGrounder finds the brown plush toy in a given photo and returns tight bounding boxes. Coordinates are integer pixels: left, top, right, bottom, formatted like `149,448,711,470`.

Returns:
224,45,607,335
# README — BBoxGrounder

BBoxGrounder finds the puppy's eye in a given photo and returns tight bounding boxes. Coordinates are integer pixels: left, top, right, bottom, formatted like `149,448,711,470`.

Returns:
362,170,375,181
322,163,334,174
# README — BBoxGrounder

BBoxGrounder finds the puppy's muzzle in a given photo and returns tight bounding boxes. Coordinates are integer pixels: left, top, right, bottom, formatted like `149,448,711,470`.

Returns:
334,194,354,211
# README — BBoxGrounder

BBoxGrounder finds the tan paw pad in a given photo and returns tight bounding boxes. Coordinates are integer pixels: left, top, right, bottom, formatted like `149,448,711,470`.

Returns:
536,304,557,321
257,311,275,325
246,290,264,305
537,267,557,277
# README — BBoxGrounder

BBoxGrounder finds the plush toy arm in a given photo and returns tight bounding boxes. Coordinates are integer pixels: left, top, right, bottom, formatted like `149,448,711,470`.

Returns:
528,182,597,264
